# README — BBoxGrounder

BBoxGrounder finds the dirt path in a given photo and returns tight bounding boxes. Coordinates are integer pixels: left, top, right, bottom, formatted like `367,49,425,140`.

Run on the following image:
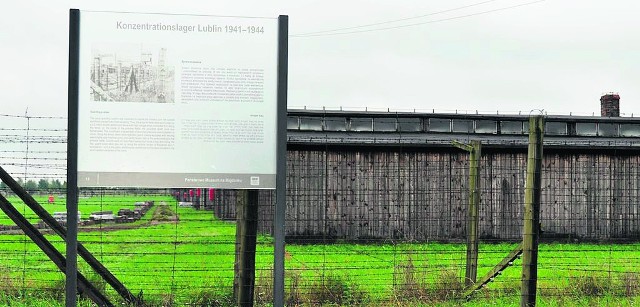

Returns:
0,201,179,235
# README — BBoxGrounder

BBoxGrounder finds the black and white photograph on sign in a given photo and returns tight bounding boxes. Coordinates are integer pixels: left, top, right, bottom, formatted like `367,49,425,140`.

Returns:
90,43,175,103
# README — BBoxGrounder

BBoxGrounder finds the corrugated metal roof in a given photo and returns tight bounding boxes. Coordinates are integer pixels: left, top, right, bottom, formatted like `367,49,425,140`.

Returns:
286,110,640,150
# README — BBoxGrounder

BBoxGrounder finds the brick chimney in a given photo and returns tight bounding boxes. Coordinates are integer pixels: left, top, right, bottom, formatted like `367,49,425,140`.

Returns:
600,93,620,117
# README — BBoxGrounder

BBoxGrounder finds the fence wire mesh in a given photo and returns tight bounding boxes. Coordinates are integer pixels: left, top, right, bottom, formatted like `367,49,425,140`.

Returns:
0,113,639,306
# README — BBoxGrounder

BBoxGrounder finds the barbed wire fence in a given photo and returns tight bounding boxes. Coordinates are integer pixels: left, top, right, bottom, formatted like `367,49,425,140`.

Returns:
1,113,640,306
0,112,249,306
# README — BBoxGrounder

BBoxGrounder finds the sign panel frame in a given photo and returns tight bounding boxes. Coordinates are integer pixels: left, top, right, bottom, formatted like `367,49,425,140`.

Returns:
74,10,282,189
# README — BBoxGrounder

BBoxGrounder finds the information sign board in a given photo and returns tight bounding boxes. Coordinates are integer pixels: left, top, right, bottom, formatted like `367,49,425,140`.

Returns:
76,11,279,188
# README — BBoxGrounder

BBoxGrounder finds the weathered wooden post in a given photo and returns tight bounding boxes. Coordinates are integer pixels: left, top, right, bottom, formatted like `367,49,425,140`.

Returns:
234,189,260,306
233,190,244,302
521,116,544,307
453,140,482,286
467,141,482,286
203,188,207,210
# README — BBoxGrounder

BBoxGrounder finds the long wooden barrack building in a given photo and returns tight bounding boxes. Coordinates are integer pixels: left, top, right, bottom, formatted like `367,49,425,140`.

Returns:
204,109,640,242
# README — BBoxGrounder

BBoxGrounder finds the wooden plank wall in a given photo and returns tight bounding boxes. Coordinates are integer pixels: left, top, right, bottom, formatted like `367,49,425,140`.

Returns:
212,149,640,242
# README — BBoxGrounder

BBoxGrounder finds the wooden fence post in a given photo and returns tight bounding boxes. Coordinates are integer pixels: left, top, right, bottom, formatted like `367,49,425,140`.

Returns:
521,116,544,307
453,140,482,286
234,189,260,306
467,141,481,286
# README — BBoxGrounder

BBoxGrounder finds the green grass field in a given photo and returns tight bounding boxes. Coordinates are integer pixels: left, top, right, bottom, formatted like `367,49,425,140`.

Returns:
0,194,639,306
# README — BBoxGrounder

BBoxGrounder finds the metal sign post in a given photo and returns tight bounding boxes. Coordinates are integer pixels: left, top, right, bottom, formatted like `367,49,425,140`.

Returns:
274,15,288,307
67,8,80,307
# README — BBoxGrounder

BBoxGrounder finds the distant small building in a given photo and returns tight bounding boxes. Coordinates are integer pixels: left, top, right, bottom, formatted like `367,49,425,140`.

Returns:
89,211,115,222
52,211,81,224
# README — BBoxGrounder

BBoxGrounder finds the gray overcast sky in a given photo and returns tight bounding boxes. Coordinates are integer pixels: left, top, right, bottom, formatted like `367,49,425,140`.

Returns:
1,0,639,117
